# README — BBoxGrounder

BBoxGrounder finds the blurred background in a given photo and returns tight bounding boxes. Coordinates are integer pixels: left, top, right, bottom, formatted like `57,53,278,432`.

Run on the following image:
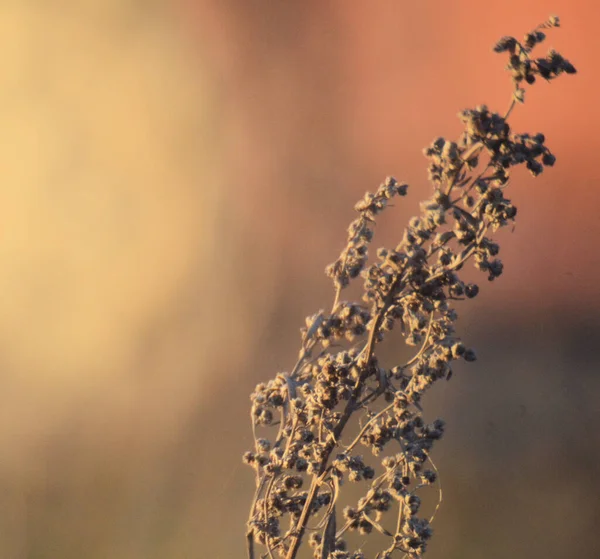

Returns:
0,1,598,557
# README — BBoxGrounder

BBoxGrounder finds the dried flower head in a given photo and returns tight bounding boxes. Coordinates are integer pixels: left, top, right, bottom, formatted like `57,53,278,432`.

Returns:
245,16,575,559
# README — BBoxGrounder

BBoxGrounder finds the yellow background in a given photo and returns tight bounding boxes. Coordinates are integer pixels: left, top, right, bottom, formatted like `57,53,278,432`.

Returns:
0,2,597,558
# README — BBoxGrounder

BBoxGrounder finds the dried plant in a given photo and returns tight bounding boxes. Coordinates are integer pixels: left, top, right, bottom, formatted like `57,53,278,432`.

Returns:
244,16,575,559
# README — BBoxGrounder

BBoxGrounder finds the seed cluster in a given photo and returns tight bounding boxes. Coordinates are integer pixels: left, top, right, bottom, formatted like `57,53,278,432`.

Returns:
245,16,575,559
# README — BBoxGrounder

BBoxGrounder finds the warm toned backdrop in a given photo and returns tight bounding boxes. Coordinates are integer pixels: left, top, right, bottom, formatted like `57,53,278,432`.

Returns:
0,1,598,558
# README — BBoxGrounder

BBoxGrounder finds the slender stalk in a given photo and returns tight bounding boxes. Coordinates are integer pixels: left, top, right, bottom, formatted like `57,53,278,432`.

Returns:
245,15,575,559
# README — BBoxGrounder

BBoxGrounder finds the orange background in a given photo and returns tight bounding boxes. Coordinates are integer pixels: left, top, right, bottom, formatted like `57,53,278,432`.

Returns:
0,1,598,558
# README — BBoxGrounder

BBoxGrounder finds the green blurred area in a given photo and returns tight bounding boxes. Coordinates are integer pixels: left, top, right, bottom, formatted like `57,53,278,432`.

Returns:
0,1,598,558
